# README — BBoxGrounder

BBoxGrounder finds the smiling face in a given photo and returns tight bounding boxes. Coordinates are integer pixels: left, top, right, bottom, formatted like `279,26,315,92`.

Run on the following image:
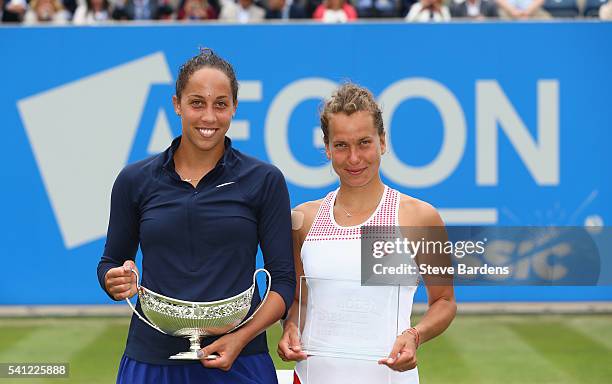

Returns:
172,67,237,155
325,110,386,188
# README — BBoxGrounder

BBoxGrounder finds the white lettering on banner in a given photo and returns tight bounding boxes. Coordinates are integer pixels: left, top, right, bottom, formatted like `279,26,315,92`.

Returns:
532,242,570,280
265,78,338,187
479,238,569,281
18,52,173,249
267,78,558,189
148,108,174,154
438,208,498,224
313,126,325,148
378,78,467,188
18,49,560,249
476,80,560,186
229,81,262,140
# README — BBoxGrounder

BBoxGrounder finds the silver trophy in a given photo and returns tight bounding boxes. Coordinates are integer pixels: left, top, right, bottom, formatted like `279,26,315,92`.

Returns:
125,268,271,360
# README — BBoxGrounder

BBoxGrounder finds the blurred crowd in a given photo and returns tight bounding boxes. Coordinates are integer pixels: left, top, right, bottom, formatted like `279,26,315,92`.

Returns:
1,0,610,24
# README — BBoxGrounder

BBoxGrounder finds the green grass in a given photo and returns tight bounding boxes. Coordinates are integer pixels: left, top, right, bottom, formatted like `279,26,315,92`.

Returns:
0,315,611,383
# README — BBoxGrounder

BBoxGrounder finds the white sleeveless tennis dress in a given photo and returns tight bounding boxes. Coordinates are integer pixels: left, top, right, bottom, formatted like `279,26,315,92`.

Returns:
295,185,419,384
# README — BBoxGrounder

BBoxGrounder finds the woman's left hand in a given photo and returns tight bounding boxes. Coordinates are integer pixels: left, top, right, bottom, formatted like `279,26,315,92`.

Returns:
377,332,418,372
198,332,248,371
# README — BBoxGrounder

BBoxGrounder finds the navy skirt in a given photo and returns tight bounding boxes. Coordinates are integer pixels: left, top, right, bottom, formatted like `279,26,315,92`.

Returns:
117,353,279,384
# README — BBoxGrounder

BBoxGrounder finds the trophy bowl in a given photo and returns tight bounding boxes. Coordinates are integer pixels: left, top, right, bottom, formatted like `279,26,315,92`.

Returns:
125,268,271,360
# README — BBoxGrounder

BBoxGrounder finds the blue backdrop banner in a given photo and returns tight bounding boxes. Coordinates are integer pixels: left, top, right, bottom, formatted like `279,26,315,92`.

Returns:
1,22,611,304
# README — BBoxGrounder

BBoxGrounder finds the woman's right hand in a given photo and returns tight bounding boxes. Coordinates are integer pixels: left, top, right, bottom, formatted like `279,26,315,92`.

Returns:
277,322,307,362
104,260,138,300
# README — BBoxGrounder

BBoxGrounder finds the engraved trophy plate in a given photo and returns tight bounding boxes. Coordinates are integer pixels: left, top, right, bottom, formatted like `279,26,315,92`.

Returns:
298,276,400,361
125,268,271,360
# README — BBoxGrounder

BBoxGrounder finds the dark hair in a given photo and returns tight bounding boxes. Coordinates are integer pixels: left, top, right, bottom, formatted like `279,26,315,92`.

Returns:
320,82,384,145
175,48,239,103
86,0,110,10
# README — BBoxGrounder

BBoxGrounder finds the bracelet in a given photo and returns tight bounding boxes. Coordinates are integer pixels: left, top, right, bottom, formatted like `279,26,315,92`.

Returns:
402,327,420,348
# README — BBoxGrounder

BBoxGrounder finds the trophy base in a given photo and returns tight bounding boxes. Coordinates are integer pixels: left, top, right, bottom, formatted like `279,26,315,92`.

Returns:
169,351,219,360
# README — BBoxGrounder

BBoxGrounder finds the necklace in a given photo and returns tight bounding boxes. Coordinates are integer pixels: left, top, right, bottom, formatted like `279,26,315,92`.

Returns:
337,204,353,217
176,169,202,183
181,177,200,183
335,188,384,218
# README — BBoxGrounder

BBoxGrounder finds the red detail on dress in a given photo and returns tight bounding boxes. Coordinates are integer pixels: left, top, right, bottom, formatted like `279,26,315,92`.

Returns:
305,187,399,242
293,371,302,384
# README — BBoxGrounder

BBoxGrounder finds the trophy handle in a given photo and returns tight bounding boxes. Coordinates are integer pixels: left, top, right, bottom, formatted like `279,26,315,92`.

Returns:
124,268,166,335
228,268,272,333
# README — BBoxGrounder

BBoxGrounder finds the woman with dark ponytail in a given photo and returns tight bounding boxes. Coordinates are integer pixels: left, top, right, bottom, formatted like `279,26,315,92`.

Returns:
98,48,295,384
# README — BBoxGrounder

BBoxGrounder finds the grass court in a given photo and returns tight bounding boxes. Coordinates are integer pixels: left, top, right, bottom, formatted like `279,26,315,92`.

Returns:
0,314,611,383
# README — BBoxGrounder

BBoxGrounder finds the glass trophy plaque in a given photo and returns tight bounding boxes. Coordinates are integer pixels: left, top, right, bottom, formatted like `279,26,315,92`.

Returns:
297,276,400,361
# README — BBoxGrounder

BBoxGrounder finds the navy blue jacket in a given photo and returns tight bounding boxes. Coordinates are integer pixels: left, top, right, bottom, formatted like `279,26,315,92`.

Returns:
97,136,295,365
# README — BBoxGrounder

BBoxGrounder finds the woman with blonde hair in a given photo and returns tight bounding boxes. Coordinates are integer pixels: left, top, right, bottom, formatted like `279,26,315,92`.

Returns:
278,83,456,383
24,0,69,24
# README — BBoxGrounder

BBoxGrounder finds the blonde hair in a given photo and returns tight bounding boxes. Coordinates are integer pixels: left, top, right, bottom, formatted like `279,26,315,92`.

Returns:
30,0,65,12
320,82,384,144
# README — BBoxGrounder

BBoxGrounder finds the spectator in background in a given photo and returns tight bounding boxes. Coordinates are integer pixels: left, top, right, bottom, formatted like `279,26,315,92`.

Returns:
405,0,450,21
73,0,111,23
354,0,398,18
312,0,357,22
157,0,176,19
62,0,77,17
219,0,265,22
600,0,612,19
495,0,549,18
177,0,217,20
450,0,498,18
303,0,320,16
111,0,128,19
112,0,161,20
24,0,70,23
265,0,307,19
399,0,418,16
2,0,27,22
